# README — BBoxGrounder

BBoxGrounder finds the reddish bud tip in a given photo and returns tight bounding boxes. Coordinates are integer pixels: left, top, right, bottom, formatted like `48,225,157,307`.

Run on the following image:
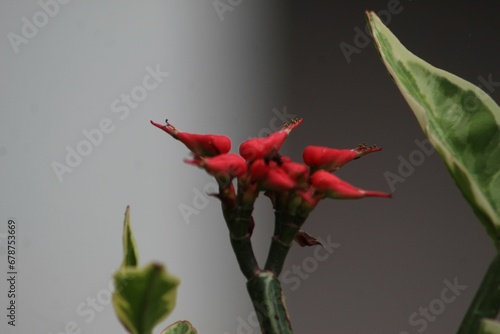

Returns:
353,143,382,157
150,119,177,137
282,118,304,134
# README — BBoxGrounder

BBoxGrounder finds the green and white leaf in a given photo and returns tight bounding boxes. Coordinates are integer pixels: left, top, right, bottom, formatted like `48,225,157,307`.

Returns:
113,264,180,334
161,320,198,334
366,11,500,248
479,319,500,334
113,206,180,334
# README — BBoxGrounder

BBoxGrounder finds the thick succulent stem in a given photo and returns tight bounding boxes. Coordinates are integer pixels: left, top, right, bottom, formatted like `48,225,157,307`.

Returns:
247,271,293,334
223,206,260,279
218,181,260,279
264,229,298,276
230,233,259,279
458,251,500,334
264,211,306,276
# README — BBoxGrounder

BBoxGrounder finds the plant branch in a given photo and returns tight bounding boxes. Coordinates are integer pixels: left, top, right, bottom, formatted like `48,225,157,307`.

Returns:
222,204,260,279
264,211,306,276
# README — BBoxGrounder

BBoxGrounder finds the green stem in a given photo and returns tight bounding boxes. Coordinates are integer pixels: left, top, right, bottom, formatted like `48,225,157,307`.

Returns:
264,228,297,275
264,211,305,276
222,206,260,279
458,251,500,334
247,271,293,334
230,233,259,279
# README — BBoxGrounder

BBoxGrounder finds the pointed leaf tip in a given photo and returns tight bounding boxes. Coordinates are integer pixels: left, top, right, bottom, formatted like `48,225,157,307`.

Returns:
122,205,138,268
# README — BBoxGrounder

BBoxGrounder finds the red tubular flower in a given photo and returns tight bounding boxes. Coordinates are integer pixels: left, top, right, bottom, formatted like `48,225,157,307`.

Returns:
303,143,382,171
248,159,269,181
239,118,303,161
311,170,391,199
249,159,297,191
185,153,247,180
264,168,297,191
151,119,231,157
281,161,309,188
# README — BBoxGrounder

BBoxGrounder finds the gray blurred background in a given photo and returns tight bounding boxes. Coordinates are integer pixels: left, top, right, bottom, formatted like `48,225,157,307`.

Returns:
0,1,499,333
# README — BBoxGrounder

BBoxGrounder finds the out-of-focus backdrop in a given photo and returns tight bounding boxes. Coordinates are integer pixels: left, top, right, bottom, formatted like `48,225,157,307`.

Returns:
0,1,499,333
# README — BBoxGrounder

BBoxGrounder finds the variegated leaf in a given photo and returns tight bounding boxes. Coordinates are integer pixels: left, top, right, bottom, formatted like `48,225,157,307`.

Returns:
366,11,500,248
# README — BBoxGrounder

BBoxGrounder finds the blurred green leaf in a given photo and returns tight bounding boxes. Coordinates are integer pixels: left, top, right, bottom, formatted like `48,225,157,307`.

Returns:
122,205,138,268
366,11,500,248
161,320,198,334
480,319,500,334
113,206,180,334
113,264,179,334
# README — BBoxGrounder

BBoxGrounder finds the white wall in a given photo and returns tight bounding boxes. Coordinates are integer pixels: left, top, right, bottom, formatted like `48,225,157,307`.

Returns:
0,1,288,333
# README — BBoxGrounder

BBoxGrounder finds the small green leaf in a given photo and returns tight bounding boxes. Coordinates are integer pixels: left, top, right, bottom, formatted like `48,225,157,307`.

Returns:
161,320,198,334
113,206,180,334
366,11,500,248
479,319,500,334
122,205,138,268
113,263,180,334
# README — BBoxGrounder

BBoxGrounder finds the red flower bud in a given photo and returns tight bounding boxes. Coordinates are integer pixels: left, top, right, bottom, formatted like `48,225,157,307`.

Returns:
248,159,270,181
249,159,297,191
281,161,309,188
185,154,247,180
151,119,231,157
303,144,382,171
239,118,303,161
264,168,297,191
311,170,391,199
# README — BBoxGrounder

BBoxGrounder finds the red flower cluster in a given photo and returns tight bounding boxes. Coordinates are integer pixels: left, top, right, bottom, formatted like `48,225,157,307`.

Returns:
151,118,390,215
